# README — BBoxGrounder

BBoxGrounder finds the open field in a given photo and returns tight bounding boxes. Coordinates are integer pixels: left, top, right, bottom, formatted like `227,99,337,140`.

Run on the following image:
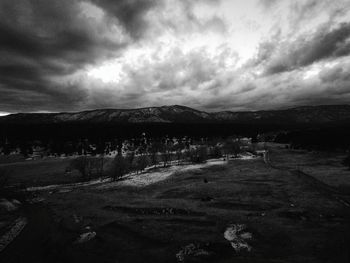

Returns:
0,157,116,187
0,157,82,187
1,144,350,263
268,144,350,195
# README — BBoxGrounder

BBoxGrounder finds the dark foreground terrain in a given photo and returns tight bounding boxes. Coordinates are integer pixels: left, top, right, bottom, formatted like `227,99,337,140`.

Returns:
1,144,350,263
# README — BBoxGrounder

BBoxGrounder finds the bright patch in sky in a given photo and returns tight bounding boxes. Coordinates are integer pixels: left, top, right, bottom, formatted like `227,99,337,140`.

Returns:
85,0,273,84
303,66,321,80
87,61,123,83
1,0,350,112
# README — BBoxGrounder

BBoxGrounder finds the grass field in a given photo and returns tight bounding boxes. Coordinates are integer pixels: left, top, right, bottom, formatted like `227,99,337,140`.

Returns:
268,143,350,194
1,145,350,263
0,156,116,187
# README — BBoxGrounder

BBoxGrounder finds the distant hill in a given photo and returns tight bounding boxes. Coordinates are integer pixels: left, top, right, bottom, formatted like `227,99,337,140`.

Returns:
1,104,350,125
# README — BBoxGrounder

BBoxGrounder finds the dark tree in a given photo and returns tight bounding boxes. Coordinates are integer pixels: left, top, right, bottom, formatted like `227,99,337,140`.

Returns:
149,141,162,167
161,145,171,167
223,139,241,158
209,145,222,158
173,142,185,165
190,146,208,163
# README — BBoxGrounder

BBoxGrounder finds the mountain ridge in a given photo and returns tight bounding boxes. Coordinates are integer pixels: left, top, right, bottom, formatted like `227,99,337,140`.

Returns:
1,104,350,125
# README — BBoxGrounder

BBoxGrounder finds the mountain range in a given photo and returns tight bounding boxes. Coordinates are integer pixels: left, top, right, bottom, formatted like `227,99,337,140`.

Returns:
1,104,350,125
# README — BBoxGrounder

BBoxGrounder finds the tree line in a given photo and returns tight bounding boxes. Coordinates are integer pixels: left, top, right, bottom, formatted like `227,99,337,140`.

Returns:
70,137,246,181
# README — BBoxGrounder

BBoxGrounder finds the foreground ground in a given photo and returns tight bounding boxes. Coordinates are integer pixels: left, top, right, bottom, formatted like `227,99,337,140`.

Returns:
1,144,350,263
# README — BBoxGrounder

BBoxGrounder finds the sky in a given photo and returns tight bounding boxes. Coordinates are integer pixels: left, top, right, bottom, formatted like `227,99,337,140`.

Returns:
1,0,350,114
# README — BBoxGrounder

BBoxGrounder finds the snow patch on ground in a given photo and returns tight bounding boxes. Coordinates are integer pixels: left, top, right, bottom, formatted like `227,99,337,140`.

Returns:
224,224,252,252
26,158,226,192
0,199,21,212
74,231,96,244
25,163,165,192
176,243,213,262
98,159,226,189
237,153,259,160
0,217,27,252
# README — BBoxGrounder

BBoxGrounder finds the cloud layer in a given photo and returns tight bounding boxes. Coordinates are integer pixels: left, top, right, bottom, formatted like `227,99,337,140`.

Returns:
1,0,350,113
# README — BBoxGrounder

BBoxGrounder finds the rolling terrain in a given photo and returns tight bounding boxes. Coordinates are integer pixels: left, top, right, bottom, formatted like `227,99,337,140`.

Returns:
1,104,350,125
1,144,349,263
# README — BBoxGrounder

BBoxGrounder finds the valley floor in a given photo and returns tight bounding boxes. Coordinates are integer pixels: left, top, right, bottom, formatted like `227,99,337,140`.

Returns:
1,144,350,263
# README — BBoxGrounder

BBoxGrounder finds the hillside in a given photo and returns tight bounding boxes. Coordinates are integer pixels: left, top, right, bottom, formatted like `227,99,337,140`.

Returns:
1,105,350,125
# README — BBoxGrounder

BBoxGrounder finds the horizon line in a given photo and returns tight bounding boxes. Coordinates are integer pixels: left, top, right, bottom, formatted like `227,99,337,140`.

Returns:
1,103,350,117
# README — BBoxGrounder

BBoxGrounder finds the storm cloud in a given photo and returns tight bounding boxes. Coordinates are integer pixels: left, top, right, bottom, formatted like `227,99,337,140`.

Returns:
262,22,350,75
0,0,350,113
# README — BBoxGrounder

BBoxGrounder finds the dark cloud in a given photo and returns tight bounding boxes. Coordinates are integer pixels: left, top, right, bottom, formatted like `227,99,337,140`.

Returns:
0,0,349,113
262,23,350,75
259,0,279,10
238,83,257,93
0,0,145,111
319,64,350,83
91,0,158,39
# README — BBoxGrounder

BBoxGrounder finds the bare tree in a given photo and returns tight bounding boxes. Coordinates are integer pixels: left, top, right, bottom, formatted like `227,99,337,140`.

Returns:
112,155,129,180
173,142,185,165
135,155,150,173
161,148,171,167
126,151,135,168
149,141,162,167
223,139,241,159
